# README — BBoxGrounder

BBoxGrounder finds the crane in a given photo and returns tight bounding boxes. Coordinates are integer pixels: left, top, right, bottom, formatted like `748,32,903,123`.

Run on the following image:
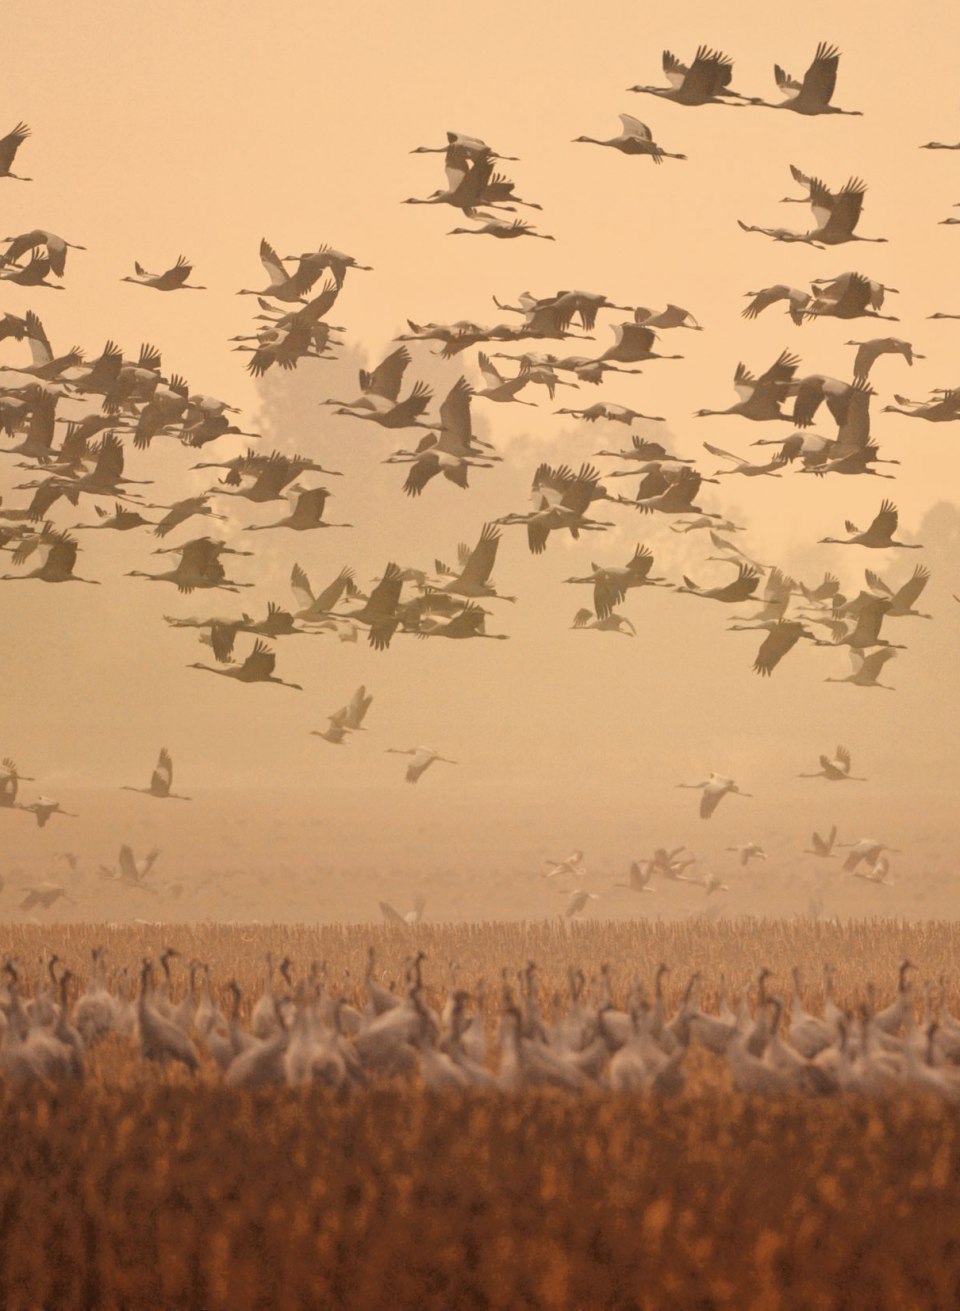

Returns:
121,748,191,801
385,748,458,784
819,501,922,549
798,746,867,782
677,774,752,819
573,114,686,162
189,639,303,690
121,256,205,291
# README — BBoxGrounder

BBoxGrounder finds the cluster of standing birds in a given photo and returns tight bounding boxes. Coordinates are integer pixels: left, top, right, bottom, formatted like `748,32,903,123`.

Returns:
0,39,957,888
2,948,960,1102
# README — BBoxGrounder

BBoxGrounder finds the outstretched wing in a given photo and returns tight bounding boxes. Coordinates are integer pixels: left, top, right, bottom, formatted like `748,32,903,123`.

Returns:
869,500,898,541
800,41,840,108
379,901,406,924
240,639,277,679
151,748,173,794
892,564,930,610
459,522,500,586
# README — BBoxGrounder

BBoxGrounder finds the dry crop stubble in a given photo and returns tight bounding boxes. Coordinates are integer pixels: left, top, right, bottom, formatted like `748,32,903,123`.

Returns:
1,919,959,1310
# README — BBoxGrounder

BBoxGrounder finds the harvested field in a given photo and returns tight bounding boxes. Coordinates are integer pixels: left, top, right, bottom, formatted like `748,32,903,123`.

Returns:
0,919,959,1310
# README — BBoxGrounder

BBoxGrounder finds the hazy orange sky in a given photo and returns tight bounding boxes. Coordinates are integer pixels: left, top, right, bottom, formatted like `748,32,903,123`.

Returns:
3,1,960,910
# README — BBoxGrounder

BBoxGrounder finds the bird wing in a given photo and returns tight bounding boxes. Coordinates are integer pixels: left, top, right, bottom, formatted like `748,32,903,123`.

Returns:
702,441,742,464
732,362,757,400
683,46,734,98
773,63,802,93
367,563,404,617
459,522,500,586
476,351,504,388
345,686,372,728
4,233,45,276
820,179,866,239
293,487,328,522
23,309,52,364
800,42,840,107
791,376,827,428
151,748,173,793
360,346,410,401
251,454,297,498
742,286,789,320
259,239,288,284
165,255,192,284
292,277,338,321
379,901,407,924
291,563,318,610
93,431,125,482
45,533,78,576
859,647,897,679
851,341,882,380
662,49,689,87
401,456,440,498
760,350,802,387
437,377,473,448
618,114,653,140
210,621,237,664
437,604,487,638
892,565,930,610
848,597,889,646
864,568,893,597
700,787,723,819
627,544,655,579
0,122,30,174
405,751,434,783
389,379,433,427
312,566,357,613
593,573,625,622
241,640,277,679
118,845,137,878
753,623,801,677
835,745,852,772
560,463,602,515
869,500,898,541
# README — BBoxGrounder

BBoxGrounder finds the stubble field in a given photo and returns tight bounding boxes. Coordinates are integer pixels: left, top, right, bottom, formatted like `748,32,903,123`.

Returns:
1,917,959,1311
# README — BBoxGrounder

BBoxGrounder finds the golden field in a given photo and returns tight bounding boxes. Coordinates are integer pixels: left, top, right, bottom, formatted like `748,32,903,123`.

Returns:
0,918,959,1311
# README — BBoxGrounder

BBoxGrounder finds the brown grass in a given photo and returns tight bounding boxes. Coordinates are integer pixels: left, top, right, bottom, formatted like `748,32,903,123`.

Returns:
1,918,959,1311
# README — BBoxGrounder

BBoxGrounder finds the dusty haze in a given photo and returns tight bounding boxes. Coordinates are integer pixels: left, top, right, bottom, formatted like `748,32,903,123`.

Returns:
2,0,959,920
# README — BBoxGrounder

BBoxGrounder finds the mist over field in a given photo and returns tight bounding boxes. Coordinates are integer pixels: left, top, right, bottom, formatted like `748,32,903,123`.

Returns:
2,0,959,925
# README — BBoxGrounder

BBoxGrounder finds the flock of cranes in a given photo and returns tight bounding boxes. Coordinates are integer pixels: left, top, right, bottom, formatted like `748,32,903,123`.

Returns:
2,948,959,1101
537,818,903,920
1,39,957,901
